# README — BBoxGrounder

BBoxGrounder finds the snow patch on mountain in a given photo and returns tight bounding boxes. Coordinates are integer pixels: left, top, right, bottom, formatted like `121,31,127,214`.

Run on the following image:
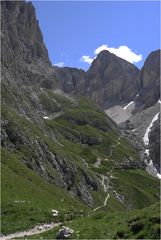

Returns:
105,100,135,124
143,112,161,179
123,101,135,110
143,112,160,145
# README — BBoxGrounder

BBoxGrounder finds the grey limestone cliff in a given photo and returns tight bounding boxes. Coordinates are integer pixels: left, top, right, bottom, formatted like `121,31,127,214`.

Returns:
149,117,160,173
136,50,160,109
84,50,141,108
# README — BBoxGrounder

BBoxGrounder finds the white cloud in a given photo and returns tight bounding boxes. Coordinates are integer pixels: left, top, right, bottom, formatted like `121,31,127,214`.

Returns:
54,62,65,67
80,55,94,64
94,44,142,63
80,45,142,65
94,44,109,55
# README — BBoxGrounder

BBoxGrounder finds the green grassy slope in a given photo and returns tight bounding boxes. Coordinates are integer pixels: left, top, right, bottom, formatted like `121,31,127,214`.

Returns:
19,202,161,239
1,91,160,236
1,149,89,234
45,95,140,171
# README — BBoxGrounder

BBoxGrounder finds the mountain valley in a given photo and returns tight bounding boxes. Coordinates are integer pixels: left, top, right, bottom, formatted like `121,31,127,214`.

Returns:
1,1,160,239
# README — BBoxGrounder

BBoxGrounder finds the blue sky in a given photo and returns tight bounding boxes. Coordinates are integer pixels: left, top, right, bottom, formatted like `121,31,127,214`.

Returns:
32,1,160,70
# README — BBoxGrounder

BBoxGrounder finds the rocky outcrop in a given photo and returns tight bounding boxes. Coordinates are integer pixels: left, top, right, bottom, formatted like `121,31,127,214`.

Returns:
55,67,86,94
1,1,51,66
136,50,160,109
56,226,74,239
84,50,141,108
149,117,160,173
1,0,59,121
1,0,59,95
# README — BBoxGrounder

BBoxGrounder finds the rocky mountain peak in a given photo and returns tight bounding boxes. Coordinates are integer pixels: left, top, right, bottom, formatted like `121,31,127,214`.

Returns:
141,49,160,89
85,50,141,108
88,49,140,75
136,49,160,109
1,0,51,66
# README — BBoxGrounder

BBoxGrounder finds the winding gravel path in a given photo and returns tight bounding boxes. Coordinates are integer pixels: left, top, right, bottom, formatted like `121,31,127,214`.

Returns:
93,174,110,212
1,222,61,240
93,194,110,212
93,136,123,212
109,136,122,157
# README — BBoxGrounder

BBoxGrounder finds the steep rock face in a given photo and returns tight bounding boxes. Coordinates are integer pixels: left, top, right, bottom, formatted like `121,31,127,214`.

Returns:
84,50,141,108
137,50,160,109
1,0,51,66
149,117,160,173
54,51,142,109
56,50,160,111
1,0,59,93
55,67,86,94
1,0,59,119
